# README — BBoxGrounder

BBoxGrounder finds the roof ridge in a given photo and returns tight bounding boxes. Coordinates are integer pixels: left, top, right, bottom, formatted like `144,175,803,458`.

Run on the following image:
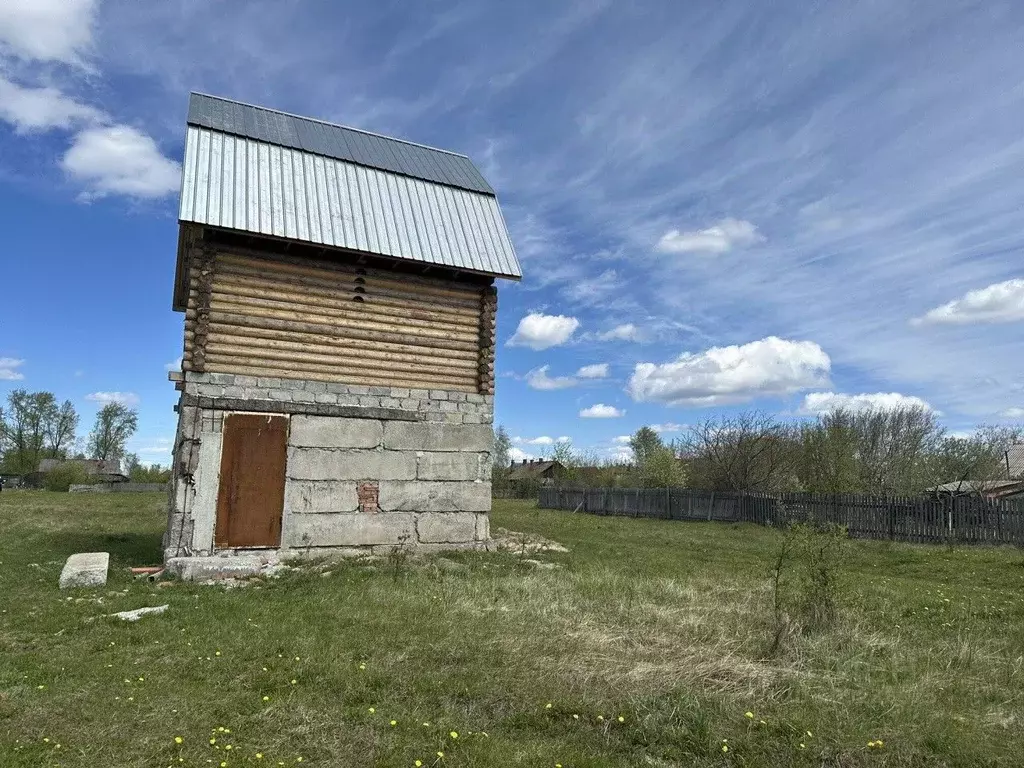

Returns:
189,91,472,160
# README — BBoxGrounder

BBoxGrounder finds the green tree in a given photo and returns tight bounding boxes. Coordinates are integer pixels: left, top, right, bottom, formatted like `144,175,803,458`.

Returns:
87,403,138,461
629,426,665,465
0,390,78,474
493,425,512,471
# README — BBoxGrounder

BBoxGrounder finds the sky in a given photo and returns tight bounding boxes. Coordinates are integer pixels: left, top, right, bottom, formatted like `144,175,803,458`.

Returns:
1,0,1023,466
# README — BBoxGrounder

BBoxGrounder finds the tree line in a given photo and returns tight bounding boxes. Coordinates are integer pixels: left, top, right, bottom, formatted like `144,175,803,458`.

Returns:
0,388,168,486
494,406,1023,496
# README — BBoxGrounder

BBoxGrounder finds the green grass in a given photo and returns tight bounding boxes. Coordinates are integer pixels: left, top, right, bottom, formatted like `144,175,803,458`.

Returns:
1,492,1023,767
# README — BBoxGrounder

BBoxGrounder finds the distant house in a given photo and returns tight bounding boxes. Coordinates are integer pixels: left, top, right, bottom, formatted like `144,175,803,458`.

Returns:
508,459,566,487
32,459,128,485
1003,444,1024,478
928,479,1024,502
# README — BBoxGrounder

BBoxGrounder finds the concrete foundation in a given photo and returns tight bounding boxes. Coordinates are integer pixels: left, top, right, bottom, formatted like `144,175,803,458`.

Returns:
164,373,494,561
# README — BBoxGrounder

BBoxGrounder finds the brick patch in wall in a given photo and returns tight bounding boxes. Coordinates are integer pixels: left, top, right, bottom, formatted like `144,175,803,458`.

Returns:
358,481,380,514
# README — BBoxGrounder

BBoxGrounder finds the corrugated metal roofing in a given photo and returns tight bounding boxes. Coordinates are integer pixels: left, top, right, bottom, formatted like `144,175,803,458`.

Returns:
179,125,521,279
188,93,494,195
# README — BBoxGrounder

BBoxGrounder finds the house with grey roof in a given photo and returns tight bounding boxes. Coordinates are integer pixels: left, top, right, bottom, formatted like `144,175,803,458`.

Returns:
165,93,520,561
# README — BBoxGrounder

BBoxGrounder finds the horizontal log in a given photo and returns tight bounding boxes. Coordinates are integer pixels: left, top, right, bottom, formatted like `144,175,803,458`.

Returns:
189,301,480,344
202,356,476,391
217,252,483,304
209,243,491,294
202,341,479,378
212,262,484,314
197,281,480,333
207,271,481,325
190,325,478,366
193,311,480,354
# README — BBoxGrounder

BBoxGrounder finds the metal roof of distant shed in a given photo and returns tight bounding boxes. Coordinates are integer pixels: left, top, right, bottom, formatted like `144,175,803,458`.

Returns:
179,93,521,279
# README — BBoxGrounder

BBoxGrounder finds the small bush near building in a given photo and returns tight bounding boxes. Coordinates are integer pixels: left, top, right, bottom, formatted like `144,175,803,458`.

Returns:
43,462,98,492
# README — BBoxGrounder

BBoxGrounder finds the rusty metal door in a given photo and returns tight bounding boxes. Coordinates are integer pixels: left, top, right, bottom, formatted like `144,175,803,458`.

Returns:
215,414,287,548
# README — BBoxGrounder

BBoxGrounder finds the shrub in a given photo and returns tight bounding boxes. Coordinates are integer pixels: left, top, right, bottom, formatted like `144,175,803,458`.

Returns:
42,462,92,492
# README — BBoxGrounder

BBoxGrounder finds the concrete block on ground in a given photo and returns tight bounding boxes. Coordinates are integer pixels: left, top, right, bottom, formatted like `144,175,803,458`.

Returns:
283,512,415,547
378,480,491,512
287,448,417,481
59,552,110,589
417,452,481,481
383,422,493,452
416,512,478,543
289,416,383,449
166,555,267,581
111,604,169,621
284,479,358,513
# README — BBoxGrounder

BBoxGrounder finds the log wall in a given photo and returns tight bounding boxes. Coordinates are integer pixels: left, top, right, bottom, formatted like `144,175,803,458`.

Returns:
182,248,495,393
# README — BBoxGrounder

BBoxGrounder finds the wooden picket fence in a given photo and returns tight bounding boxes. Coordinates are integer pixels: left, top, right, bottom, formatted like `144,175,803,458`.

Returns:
537,487,1024,546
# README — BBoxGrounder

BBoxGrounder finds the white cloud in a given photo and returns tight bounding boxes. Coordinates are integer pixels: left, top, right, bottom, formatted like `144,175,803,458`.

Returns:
507,312,580,350
652,422,686,433
0,0,97,66
1000,407,1024,419
61,125,181,199
655,218,763,254
526,365,577,390
576,363,609,379
565,269,620,304
911,278,1024,326
165,357,183,372
509,446,537,462
800,391,935,414
555,435,571,443
580,403,624,418
612,435,632,444
0,77,104,132
597,323,643,342
627,337,831,406
86,391,140,407
136,437,173,456
515,435,555,446
0,357,25,381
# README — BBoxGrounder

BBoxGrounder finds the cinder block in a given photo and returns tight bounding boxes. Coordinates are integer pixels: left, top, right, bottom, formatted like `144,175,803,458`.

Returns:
409,389,429,400
315,393,338,404
379,397,401,409
416,512,478,543
390,388,411,399
442,413,464,425
223,386,244,398
348,385,370,396
306,381,327,393
258,377,282,388
234,375,259,387
383,422,492,452
290,416,382,449
439,401,458,413
327,383,352,394
378,480,491,512
287,448,417,481
268,389,293,401
428,389,450,401
293,390,315,402
284,479,358,513
208,372,235,385
417,452,481,481
358,396,379,407
283,512,415,547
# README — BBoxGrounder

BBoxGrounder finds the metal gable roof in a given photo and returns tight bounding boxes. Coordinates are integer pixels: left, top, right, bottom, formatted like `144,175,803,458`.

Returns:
179,95,521,280
187,93,494,195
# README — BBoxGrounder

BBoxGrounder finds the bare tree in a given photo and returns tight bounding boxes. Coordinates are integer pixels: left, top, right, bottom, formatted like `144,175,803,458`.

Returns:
683,412,799,493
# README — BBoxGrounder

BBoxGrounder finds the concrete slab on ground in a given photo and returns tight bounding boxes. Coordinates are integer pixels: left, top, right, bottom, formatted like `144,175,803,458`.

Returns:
59,552,110,589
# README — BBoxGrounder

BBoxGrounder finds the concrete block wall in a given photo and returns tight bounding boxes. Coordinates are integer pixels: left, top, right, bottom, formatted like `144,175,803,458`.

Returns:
163,373,494,560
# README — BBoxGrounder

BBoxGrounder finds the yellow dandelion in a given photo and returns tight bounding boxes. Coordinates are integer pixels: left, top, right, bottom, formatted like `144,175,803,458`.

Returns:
225,745,233,751
210,738,217,745
175,736,183,744
36,685,45,690
390,720,398,727
596,715,604,722
450,731,459,739
744,711,754,719
617,716,625,723
256,754,263,760
416,762,423,767
263,696,270,702
215,651,221,656
295,657,300,661
877,740,884,747
722,745,728,753
545,702,552,709
221,762,227,767
437,751,444,758
290,679,297,685
218,727,226,733
43,738,50,743
358,663,366,670
296,758,303,763
368,707,375,714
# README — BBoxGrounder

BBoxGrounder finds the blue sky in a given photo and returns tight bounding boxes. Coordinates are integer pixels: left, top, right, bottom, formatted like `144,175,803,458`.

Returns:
1,0,1023,465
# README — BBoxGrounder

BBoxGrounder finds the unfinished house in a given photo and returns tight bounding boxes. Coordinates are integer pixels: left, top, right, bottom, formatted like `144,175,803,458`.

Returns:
164,93,521,561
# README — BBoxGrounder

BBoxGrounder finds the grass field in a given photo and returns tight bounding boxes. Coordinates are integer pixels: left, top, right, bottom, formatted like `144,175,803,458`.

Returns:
1,492,1023,767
